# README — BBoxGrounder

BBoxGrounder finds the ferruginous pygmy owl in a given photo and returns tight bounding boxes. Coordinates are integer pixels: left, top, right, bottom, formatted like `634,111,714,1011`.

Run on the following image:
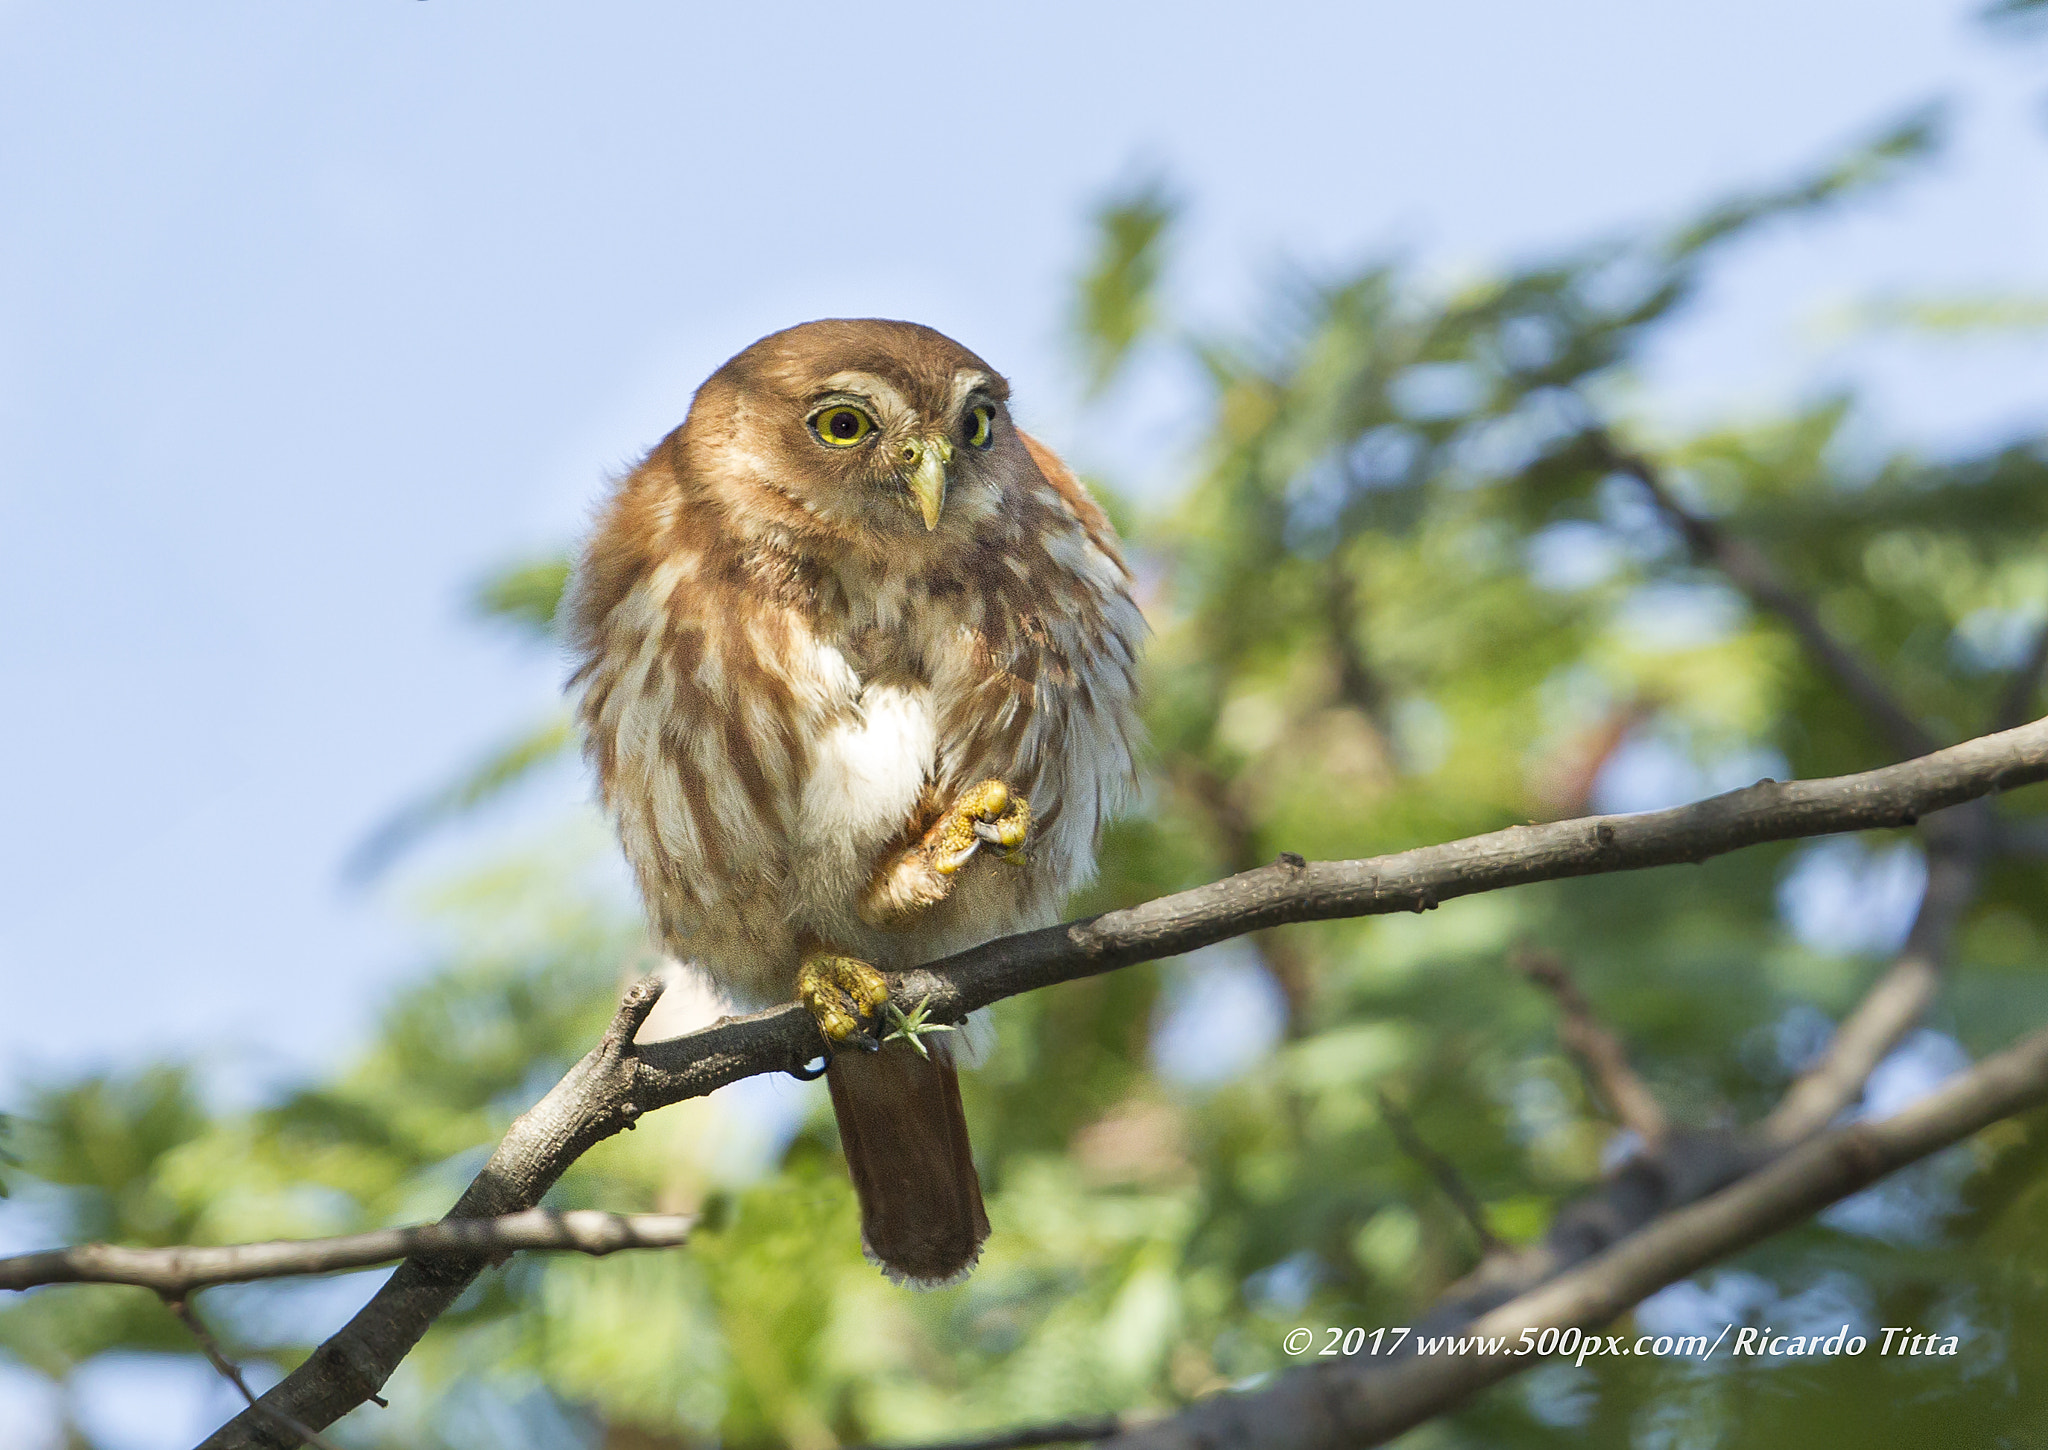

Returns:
567,319,1144,1286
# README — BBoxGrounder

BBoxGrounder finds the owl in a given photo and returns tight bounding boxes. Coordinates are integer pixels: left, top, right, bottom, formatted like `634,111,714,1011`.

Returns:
566,319,1145,1285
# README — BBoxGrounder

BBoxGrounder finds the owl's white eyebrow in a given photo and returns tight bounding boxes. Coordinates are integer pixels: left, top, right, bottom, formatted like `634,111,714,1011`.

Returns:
818,372,909,418
950,370,994,414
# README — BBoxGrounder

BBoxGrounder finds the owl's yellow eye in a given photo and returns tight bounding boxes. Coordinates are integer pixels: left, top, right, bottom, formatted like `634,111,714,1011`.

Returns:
966,405,994,449
812,405,875,447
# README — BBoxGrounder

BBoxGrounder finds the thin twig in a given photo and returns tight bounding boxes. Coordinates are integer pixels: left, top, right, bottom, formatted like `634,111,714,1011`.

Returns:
1536,696,1656,819
201,719,2048,1448
1587,433,1989,1141
1513,948,1669,1144
1,1209,695,1296
1325,559,1396,747
1759,604,2033,1146
1376,1091,1505,1254
166,1296,346,1450
1758,811,1988,1147
1593,433,1938,762
1761,641,2006,1151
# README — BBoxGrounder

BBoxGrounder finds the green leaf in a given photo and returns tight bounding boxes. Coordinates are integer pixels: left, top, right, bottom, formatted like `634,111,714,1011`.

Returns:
345,714,576,881
1074,174,1180,395
473,555,572,640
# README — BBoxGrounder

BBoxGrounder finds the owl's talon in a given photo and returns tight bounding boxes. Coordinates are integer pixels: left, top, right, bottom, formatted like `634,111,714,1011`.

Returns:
932,779,1032,875
797,952,891,1051
859,780,1035,927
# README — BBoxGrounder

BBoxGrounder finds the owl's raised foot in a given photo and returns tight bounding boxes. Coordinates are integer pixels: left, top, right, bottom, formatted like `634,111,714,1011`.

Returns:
798,952,891,1052
932,778,1032,873
859,779,1033,930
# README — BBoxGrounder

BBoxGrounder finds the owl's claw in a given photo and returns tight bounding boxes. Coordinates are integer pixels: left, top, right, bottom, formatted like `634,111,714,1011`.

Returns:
797,952,890,1052
972,820,1030,864
932,779,1032,874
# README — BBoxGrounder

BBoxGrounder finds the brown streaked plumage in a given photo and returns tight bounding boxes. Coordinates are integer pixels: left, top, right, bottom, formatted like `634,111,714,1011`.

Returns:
567,319,1144,1285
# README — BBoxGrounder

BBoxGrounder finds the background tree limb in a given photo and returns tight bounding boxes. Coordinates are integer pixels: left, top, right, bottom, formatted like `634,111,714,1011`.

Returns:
1591,432,1940,762
191,716,2048,1448
1758,805,1990,1147
1099,1014,2048,1450
1513,948,1670,1144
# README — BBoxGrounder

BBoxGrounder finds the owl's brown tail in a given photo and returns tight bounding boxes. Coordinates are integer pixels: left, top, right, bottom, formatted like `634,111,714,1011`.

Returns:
826,1039,990,1288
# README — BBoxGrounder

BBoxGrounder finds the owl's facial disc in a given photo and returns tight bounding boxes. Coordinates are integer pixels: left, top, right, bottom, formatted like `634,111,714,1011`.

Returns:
796,366,1005,535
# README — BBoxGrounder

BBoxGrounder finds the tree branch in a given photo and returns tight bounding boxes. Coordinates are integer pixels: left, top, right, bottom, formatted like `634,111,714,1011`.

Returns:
1376,1091,1506,1255
167,1296,346,1450
1593,434,1939,762
0,1209,695,1297
199,718,2048,1448
1324,559,1396,747
862,1417,1130,1450
1096,1018,2048,1450
1514,948,1669,1144
1758,807,1990,1147
1760,622,2026,1149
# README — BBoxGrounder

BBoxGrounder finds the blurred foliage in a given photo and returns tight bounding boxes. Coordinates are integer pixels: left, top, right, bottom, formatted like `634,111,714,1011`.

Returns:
347,715,576,883
8,97,2048,1450
348,561,577,882
474,557,573,642
1840,292,2048,335
1985,0,2048,23
1074,175,1180,396
0,1113,20,1199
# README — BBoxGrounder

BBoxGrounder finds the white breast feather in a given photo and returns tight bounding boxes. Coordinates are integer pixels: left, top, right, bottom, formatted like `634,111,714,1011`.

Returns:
790,681,938,911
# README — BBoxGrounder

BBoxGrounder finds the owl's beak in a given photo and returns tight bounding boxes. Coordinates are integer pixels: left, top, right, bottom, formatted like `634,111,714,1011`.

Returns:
901,435,953,531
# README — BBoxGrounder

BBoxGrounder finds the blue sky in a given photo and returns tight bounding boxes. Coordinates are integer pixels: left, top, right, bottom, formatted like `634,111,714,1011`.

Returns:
4,4,2048,1445
2,0,2045,1097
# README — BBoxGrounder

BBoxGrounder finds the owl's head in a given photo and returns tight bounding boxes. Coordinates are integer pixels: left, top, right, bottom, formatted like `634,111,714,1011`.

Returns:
682,318,1023,551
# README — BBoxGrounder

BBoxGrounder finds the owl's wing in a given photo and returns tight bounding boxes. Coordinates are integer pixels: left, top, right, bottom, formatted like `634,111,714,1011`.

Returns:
571,520,815,970
929,431,1147,901
1018,430,1130,577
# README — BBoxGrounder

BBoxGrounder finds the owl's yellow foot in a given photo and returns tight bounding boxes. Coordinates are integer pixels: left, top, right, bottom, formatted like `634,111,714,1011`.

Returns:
857,780,1033,930
798,952,891,1052
931,779,1032,873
